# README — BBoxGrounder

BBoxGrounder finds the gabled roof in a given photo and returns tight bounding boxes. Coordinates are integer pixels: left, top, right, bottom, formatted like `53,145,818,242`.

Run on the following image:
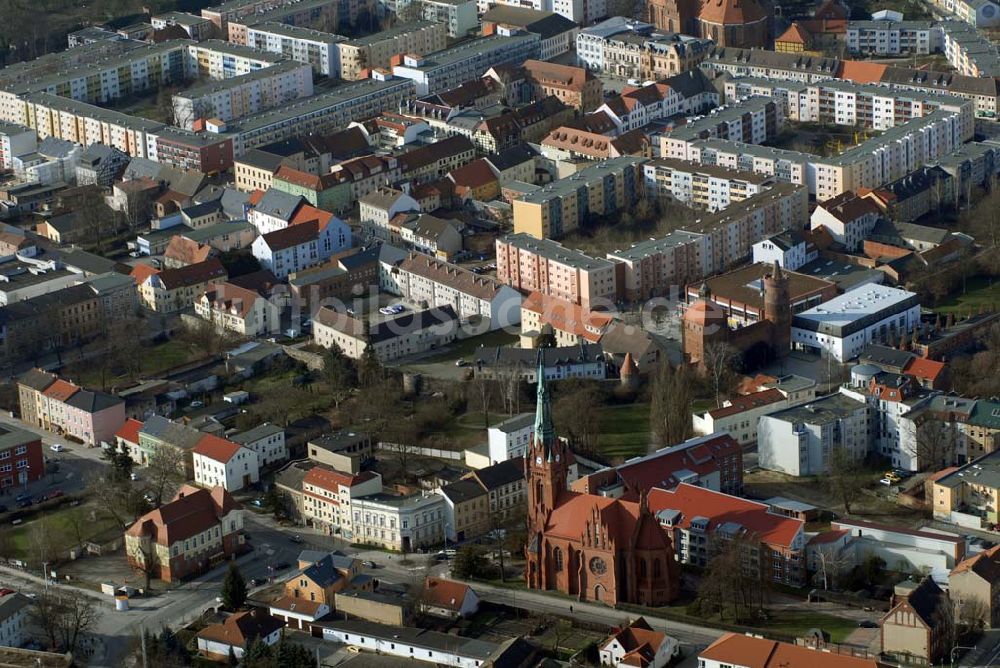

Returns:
126,484,241,546
252,188,304,221
63,389,123,413
398,136,474,173
448,158,498,189
700,633,883,668
259,219,320,251
468,457,524,491
522,60,595,92
201,282,264,319
422,577,474,610
42,379,80,402
196,609,284,649
192,433,243,464
153,257,226,290
776,22,811,44
303,465,378,492
17,368,56,392
115,418,144,445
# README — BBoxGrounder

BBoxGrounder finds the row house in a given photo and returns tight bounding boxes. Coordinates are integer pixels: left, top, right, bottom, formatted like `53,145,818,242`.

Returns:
0,283,105,361
577,18,712,79
351,491,445,551
301,466,383,538
312,305,459,361
397,135,475,184
17,368,125,447
0,422,43,491
246,23,346,78
231,423,287,468
251,213,351,279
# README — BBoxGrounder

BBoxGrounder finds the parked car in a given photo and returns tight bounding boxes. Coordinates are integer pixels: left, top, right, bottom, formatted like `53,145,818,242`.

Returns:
289,534,303,544
14,493,30,503
49,443,64,453
15,498,31,509
363,560,377,569
878,478,893,486
455,359,469,367
46,489,63,499
858,620,878,628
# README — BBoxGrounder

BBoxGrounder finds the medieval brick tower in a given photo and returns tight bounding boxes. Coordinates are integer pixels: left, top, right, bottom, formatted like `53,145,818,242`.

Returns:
763,260,791,358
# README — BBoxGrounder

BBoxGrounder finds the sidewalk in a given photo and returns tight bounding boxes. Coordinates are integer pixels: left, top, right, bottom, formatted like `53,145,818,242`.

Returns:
0,564,108,602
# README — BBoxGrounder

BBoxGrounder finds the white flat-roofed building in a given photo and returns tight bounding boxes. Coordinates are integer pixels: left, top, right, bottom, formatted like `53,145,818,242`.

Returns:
391,34,540,97
486,413,533,464
758,393,871,476
642,158,774,212
246,23,346,78
791,284,922,362
845,20,942,55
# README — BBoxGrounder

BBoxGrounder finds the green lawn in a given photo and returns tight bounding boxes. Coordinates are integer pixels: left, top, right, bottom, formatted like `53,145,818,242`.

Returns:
69,339,207,388
596,403,650,460
933,276,1000,314
422,330,519,363
763,610,860,644
6,503,119,562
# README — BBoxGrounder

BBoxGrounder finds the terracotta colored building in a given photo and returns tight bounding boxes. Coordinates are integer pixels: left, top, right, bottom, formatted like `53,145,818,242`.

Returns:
521,60,603,112
525,358,681,606
647,0,771,49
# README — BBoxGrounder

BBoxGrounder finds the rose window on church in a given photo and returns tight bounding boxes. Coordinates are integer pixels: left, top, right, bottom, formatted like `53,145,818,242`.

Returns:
589,557,607,575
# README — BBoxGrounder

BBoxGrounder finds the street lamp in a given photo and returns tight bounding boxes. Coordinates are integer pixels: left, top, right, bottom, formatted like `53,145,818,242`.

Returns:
951,644,977,668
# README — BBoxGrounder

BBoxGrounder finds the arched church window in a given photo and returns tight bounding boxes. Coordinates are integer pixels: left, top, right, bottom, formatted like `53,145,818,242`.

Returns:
554,547,564,571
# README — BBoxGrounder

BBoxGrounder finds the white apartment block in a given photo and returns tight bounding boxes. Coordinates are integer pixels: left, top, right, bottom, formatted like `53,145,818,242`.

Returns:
791,284,922,363
302,467,383,539
416,0,478,38
495,233,617,309
0,122,35,170
642,158,773,212
751,230,815,270
351,491,445,551
184,40,285,80
928,0,1000,28
0,594,29,649
246,23,345,78
336,21,447,81
724,77,975,140
486,413,534,464
659,96,781,161
682,110,962,200
391,34,540,97
171,61,314,130
758,393,871,476
231,423,288,468
846,21,942,55
692,389,791,446
941,21,1000,77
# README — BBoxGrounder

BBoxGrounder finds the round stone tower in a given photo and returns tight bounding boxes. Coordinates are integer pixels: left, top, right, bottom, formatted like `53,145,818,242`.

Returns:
763,260,791,358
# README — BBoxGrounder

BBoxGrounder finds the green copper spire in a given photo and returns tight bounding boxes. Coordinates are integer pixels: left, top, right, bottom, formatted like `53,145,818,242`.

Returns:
534,350,555,457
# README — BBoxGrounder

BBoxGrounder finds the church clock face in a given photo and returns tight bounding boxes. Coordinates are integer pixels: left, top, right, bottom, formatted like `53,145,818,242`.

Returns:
535,456,542,465
589,557,607,575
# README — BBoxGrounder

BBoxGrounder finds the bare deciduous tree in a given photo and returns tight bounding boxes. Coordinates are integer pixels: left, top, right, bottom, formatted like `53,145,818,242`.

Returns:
702,341,740,408
826,446,863,515
649,362,693,447
147,444,187,507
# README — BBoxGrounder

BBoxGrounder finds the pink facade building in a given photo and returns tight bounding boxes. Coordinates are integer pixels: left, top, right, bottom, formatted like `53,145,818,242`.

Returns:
496,233,619,308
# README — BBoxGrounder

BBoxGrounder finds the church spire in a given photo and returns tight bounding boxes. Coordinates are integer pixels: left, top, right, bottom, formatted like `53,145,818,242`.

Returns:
534,350,555,457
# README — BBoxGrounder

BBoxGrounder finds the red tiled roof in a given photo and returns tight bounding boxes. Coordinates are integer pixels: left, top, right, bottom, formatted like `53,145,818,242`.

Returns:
192,434,242,464
648,484,803,550
164,236,213,266
42,379,80,402
807,529,849,546
904,357,945,382
116,418,143,445
707,389,785,419
130,264,160,286
270,595,326,616
448,158,498,189
839,60,889,83
201,282,263,319
126,484,241,546
422,577,473,610
776,22,811,44
698,0,767,25
289,203,336,231
521,291,613,343
248,190,265,206
196,609,284,649
701,633,882,668
303,465,374,492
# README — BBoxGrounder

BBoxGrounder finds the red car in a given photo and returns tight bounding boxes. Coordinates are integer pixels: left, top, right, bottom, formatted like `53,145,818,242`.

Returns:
46,489,63,499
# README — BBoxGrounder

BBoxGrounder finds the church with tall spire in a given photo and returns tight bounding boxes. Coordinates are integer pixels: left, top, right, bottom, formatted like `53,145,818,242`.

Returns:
524,356,680,606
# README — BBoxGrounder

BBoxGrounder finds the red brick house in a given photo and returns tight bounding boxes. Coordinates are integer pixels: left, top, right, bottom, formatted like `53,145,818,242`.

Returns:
125,485,246,582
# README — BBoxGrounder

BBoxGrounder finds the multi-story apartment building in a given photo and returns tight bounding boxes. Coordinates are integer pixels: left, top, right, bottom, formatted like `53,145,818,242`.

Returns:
680,110,963,200
845,20,941,55
171,61,314,131
229,78,414,154
201,0,301,31
758,393,871,476
336,22,447,81
606,230,706,301
495,233,617,308
301,466,383,538
231,423,287,468
692,388,792,447
246,23,346,78
521,60,602,112
659,96,782,160
151,11,217,40
126,484,246,582
184,40,285,79
415,0,478,38
0,283,112,361
192,434,260,492
225,0,343,45
725,78,975,140
485,413,534,464
649,483,806,585
512,156,646,239
137,257,228,313
251,215,351,279
393,253,523,329
437,479,490,542
463,458,526,522
195,281,280,337
0,122,36,170
932,450,1000,526
397,135,475,183
810,191,882,251
351,491,445,551
0,422,43,491
392,34,541,97
941,21,1000,77
642,158,774,211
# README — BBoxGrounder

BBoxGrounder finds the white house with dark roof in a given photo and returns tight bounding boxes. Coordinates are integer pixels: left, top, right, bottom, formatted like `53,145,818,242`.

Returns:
486,413,534,464
231,423,287,467
248,189,305,235
0,593,30,648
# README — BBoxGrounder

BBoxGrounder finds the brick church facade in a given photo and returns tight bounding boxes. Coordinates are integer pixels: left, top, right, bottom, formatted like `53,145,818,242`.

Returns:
524,359,681,606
